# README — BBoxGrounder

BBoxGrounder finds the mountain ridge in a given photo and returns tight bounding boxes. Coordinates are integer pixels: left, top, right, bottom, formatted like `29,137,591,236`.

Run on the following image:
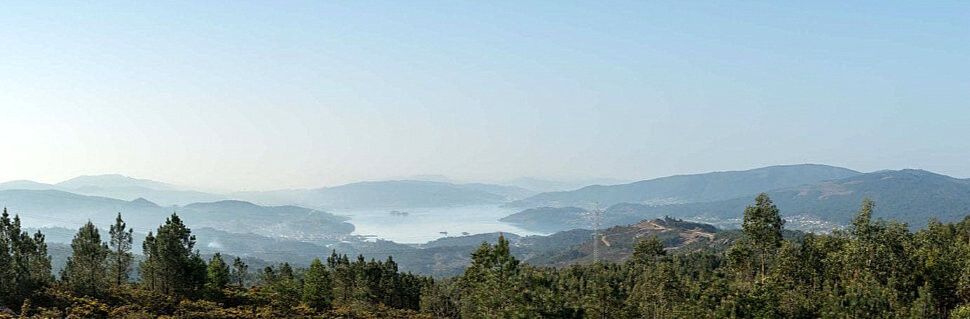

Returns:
502,169,970,233
506,164,861,208
0,189,354,241
233,179,528,209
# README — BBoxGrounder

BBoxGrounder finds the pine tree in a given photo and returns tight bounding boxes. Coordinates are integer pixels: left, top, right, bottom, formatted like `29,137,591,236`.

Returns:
851,198,876,240
741,193,784,283
108,213,133,286
205,253,231,298
230,256,249,287
61,221,110,297
140,231,158,291
0,209,13,307
631,262,683,318
142,213,207,297
421,278,461,318
630,236,665,265
262,263,300,310
303,258,333,310
460,235,530,318
28,230,53,288
0,209,51,308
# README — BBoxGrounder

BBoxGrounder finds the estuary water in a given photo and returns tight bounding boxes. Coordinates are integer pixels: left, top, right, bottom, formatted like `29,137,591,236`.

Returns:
335,205,546,244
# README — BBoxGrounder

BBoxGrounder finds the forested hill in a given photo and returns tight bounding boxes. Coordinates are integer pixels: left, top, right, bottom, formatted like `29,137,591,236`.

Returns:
670,169,970,228
504,169,970,232
506,164,859,208
528,217,727,266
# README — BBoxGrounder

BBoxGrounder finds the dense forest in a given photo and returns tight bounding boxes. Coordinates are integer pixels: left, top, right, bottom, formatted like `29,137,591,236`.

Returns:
1,194,970,318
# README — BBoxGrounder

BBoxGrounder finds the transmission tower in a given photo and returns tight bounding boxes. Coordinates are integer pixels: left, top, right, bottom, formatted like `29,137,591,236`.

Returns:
585,204,604,263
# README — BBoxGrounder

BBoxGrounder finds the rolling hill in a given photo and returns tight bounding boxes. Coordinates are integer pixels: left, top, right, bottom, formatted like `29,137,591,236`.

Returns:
0,189,353,240
503,169,970,232
56,174,227,205
506,164,860,208
0,180,57,190
527,217,727,266
0,174,226,206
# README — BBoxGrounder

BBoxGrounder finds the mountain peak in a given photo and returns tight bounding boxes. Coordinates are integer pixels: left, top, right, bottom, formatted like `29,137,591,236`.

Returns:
57,174,176,191
185,200,262,209
129,197,159,207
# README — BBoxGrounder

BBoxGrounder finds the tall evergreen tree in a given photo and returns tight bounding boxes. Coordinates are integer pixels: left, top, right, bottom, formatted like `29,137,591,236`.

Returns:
108,212,133,286
61,221,110,297
851,198,876,239
142,213,207,297
0,209,49,308
140,231,158,291
303,258,333,310
741,193,785,283
460,235,530,318
231,256,249,287
205,253,231,298
630,235,665,265
0,209,13,307
29,230,53,288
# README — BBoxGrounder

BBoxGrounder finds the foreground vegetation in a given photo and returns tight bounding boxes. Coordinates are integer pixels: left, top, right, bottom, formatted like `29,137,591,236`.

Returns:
1,194,970,318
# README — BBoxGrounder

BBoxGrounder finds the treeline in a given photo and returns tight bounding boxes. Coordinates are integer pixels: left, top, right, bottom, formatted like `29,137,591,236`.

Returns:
0,210,431,318
2,193,970,318
422,195,970,318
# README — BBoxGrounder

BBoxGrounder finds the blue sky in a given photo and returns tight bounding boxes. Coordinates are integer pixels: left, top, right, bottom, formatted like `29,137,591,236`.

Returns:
1,1,968,190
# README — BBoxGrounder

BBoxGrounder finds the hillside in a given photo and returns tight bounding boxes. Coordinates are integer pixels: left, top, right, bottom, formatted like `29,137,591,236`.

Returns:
505,169,970,232
527,217,727,266
500,203,695,233
669,169,970,229
181,200,355,240
507,164,860,208
57,174,227,205
409,229,595,276
498,206,589,232
0,189,354,240
503,177,632,193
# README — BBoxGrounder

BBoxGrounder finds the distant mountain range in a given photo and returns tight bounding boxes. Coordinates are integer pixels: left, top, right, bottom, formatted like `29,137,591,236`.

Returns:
502,177,632,193
233,180,533,209
502,169,970,232
1,175,535,209
0,174,225,206
4,165,969,238
0,189,353,240
506,164,861,208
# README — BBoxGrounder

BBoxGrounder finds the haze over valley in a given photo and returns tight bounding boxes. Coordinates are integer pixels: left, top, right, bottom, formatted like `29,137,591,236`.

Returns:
3,163,969,276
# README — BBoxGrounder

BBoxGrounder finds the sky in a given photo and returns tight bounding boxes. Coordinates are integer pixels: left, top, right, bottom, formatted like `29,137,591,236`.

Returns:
1,1,968,191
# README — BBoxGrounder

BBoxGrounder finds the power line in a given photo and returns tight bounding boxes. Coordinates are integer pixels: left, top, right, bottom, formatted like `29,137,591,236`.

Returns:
585,203,603,263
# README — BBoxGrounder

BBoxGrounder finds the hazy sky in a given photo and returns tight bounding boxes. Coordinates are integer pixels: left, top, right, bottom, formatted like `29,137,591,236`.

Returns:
1,1,968,191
